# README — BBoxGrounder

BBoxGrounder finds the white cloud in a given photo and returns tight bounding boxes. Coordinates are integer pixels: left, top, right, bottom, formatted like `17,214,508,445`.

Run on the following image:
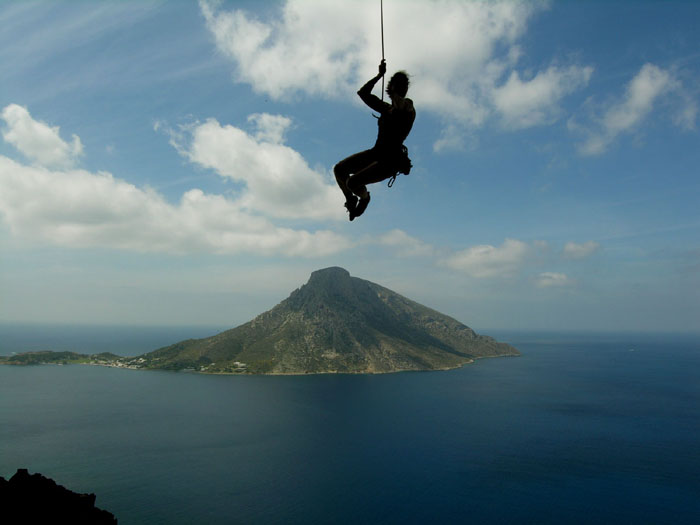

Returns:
0,105,350,257
247,113,292,144
200,0,590,140
572,63,691,155
492,65,593,129
442,238,531,278
563,240,600,259
0,156,348,257
433,124,467,153
602,64,672,132
200,0,365,100
1,104,83,168
536,272,572,287
375,229,435,257
171,114,344,221
672,90,698,131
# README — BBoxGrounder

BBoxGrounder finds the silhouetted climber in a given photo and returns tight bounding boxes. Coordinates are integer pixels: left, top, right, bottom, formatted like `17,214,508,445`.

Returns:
334,59,415,220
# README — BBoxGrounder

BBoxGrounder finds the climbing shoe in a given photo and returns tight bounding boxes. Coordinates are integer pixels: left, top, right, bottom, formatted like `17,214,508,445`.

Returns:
354,192,371,218
345,195,359,221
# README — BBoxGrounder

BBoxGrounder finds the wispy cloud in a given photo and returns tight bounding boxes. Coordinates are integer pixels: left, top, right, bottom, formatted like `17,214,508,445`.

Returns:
441,238,532,278
0,2,163,70
433,124,467,153
563,241,600,259
492,65,593,129
570,63,695,155
439,238,600,283
375,229,435,257
535,272,572,288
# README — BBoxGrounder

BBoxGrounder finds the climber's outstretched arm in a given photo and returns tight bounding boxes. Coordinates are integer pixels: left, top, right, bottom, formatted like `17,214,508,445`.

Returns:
358,60,389,113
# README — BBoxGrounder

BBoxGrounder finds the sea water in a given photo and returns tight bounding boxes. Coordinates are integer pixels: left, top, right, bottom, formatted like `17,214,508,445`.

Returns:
1,328,699,524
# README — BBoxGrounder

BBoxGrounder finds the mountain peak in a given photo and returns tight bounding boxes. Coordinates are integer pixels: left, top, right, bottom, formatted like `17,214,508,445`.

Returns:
143,268,519,374
307,266,351,285
294,266,357,309
311,266,350,277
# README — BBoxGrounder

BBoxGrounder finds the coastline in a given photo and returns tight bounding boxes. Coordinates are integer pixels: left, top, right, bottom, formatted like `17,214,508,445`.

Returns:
0,353,526,376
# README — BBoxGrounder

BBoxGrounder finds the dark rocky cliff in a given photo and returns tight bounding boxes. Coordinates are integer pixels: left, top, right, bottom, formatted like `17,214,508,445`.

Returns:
0,469,117,524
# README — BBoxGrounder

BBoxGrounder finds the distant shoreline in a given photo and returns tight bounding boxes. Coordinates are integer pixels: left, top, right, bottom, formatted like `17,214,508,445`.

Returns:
0,352,523,376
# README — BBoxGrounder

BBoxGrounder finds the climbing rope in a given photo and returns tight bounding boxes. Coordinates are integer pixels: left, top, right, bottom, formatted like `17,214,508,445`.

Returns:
376,0,403,190
380,0,385,102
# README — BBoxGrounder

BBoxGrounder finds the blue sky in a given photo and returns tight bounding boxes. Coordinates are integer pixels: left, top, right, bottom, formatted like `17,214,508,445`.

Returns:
1,0,698,333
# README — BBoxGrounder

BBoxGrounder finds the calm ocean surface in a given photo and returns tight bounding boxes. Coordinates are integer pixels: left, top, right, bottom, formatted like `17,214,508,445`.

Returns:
1,327,699,524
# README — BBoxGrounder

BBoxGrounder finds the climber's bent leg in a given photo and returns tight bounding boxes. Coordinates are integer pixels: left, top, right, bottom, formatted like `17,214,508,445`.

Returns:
334,149,376,199
348,160,389,198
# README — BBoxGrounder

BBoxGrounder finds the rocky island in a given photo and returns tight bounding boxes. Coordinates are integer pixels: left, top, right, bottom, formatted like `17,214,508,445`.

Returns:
1,267,518,374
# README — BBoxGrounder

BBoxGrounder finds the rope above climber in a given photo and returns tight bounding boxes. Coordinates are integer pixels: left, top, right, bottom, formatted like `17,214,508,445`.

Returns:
334,60,416,221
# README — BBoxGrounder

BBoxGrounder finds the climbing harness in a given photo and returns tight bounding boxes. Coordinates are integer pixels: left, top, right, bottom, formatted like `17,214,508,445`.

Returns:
387,145,412,187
